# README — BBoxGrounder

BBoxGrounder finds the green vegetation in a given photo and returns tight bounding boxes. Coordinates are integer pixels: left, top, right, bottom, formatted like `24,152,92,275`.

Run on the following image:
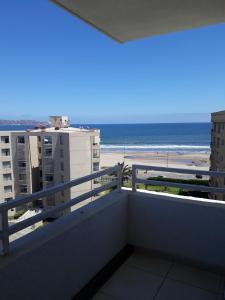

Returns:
122,176,209,198
148,176,208,186
100,166,209,199
123,181,180,194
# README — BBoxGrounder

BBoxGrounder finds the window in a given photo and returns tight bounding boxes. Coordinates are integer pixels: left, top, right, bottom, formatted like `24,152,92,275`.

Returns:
60,149,64,158
45,174,54,182
44,148,52,156
20,185,28,193
17,136,25,144
93,162,100,172
2,161,11,169
4,185,12,193
40,170,42,177
18,161,26,168
1,149,10,156
1,136,9,143
3,173,12,181
39,159,42,165
217,137,220,148
38,147,41,154
59,135,63,145
93,136,100,145
218,123,221,134
44,136,52,145
93,149,100,158
60,162,64,171
19,174,26,181
38,136,41,142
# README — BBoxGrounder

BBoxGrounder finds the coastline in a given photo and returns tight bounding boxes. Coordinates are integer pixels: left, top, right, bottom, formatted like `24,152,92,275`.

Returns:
101,150,210,172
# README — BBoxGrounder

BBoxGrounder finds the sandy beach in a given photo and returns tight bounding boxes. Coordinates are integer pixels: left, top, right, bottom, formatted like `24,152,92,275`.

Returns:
101,151,210,179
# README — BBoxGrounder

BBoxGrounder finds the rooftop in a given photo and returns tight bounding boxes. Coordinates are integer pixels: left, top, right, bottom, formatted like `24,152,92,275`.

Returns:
30,126,100,133
0,126,100,134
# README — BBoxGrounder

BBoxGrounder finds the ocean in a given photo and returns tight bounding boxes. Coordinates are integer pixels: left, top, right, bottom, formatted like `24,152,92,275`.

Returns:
0,123,211,153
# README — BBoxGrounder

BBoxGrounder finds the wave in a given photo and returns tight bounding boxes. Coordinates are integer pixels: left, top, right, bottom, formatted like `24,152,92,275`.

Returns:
101,144,210,152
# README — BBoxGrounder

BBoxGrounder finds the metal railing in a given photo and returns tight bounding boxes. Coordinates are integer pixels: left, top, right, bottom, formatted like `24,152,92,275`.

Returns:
0,165,122,255
132,165,225,195
2,164,225,255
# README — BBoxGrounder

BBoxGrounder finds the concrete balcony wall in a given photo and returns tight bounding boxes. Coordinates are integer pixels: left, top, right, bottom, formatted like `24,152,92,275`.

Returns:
0,191,128,300
2,189,225,299
128,190,225,271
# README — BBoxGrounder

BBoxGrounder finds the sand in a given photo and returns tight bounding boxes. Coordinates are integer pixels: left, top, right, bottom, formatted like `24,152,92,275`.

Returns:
101,151,210,179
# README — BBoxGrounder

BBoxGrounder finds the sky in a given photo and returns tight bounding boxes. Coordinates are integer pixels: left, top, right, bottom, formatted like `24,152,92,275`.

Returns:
0,1,225,124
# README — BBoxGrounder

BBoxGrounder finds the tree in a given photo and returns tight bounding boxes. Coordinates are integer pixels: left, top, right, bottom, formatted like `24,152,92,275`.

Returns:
118,162,132,186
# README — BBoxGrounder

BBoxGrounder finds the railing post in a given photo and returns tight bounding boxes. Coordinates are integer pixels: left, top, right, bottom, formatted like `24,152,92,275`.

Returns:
132,165,137,192
0,209,9,255
117,164,122,192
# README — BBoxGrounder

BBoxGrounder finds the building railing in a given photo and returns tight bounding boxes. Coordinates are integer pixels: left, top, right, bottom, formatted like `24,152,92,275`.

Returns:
132,165,225,194
0,165,122,255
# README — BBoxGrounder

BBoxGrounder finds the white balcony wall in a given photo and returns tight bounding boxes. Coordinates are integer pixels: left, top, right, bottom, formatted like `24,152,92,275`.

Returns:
2,189,225,299
0,191,128,300
128,190,225,271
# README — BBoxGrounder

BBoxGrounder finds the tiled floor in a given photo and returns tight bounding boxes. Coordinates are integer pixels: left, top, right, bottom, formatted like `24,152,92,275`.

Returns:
92,252,224,300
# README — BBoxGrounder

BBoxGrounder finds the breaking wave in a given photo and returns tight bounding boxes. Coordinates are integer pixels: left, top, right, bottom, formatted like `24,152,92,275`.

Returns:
101,144,210,152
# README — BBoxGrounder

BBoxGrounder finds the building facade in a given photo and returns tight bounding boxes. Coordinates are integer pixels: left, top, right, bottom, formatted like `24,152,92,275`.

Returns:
0,116,100,216
210,110,225,200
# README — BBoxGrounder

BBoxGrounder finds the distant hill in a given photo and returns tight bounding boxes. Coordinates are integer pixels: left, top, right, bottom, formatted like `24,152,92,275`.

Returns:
0,119,49,126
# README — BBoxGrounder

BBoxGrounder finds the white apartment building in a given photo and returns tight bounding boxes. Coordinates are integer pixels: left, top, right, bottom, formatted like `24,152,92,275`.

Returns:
210,110,225,200
0,116,100,217
0,132,39,216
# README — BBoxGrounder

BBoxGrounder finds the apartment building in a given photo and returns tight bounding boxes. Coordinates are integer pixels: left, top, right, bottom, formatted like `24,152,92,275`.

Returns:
210,110,225,200
0,116,100,216
0,131,39,216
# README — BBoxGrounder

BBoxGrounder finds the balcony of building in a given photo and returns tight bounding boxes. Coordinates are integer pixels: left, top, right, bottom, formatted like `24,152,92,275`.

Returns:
0,137,10,149
0,165,225,299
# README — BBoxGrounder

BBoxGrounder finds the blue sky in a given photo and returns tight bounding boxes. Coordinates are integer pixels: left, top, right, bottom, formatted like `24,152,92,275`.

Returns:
0,1,225,123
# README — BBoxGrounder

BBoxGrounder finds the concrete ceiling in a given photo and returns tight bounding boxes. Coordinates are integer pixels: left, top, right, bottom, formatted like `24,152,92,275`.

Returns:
50,0,225,43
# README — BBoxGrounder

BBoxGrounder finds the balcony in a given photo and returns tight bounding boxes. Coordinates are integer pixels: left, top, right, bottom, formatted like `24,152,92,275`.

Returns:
0,165,225,299
2,167,11,174
0,136,10,145
1,149,10,157
93,149,100,159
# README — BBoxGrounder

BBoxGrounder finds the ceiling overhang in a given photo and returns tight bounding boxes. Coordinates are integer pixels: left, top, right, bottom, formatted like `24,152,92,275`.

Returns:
50,0,225,42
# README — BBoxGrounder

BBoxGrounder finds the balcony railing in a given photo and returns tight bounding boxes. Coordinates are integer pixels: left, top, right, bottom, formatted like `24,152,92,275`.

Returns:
0,165,122,255
132,165,225,194
1,164,225,256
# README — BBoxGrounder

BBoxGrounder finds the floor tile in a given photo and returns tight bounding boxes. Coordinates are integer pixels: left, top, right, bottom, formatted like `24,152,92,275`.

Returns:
216,294,225,300
155,278,217,300
125,253,172,277
218,277,225,295
92,292,117,300
168,263,221,293
101,264,163,300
